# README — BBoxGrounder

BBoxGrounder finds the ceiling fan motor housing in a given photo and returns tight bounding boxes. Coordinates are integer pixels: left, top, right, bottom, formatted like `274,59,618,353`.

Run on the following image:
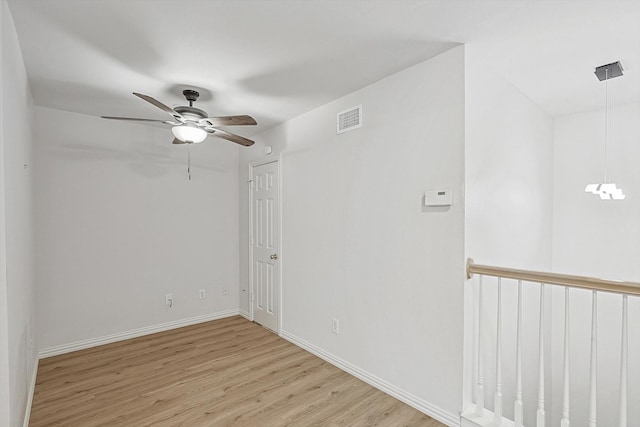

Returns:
174,105,207,120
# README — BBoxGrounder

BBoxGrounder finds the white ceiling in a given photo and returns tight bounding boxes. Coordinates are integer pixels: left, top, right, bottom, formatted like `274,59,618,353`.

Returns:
8,0,640,136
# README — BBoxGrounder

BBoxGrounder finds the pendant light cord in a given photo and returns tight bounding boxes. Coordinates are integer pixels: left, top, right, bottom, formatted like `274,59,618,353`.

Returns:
604,68,609,184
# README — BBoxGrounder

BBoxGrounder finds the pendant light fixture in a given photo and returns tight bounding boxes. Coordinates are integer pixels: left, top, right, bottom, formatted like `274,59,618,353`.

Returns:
585,61,625,200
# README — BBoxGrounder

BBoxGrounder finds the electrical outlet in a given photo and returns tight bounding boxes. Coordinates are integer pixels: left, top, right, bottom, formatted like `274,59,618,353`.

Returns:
165,294,173,308
199,289,206,299
223,288,229,296
332,318,339,335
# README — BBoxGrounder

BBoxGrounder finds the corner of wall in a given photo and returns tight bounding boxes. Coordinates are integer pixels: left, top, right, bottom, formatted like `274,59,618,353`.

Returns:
0,0,12,423
2,0,40,424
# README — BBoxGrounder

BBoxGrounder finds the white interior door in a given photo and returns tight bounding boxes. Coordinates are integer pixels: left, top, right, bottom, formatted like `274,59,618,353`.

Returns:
251,160,279,332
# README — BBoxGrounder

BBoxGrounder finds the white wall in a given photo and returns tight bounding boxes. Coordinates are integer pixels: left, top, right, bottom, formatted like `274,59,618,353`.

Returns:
240,46,466,423
1,1,38,425
465,57,554,271
552,103,640,280
464,47,554,425
550,103,640,426
34,107,240,351
0,2,10,423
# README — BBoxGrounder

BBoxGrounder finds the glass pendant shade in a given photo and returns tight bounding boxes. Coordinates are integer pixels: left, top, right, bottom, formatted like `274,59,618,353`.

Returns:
172,124,207,144
585,183,625,200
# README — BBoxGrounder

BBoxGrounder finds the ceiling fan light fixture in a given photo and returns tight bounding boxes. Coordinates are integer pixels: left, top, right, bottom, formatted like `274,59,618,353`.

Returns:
172,123,207,144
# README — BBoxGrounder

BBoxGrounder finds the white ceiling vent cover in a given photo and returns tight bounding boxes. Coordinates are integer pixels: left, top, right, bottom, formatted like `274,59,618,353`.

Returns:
337,105,362,134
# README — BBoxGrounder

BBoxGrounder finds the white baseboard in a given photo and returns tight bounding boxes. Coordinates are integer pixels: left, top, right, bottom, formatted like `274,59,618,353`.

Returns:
22,357,38,427
239,309,251,320
280,329,460,427
39,309,240,358
460,405,514,427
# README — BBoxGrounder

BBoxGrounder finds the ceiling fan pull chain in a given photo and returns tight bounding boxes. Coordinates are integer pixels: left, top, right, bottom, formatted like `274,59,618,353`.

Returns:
187,144,192,181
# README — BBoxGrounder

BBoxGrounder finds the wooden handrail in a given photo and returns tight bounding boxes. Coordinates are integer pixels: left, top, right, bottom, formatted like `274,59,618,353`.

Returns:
466,258,640,297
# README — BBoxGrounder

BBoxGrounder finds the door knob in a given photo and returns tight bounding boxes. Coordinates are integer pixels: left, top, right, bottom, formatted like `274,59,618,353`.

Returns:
270,254,278,260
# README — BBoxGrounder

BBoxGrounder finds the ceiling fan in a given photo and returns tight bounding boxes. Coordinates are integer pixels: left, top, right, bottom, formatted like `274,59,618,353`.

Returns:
102,89,256,146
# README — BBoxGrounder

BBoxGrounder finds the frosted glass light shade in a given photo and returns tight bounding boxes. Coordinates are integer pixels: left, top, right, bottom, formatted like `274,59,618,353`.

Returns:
585,183,626,200
172,124,207,143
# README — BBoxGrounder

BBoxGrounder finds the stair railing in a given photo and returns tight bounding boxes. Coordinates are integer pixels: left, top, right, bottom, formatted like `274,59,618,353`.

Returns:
463,258,640,427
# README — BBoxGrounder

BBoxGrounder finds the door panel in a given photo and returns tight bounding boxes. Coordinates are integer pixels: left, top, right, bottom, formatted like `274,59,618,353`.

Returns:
251,161,279,331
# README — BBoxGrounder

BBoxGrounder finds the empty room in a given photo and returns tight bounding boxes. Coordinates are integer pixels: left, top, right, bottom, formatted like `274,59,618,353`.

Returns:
2,1,640,426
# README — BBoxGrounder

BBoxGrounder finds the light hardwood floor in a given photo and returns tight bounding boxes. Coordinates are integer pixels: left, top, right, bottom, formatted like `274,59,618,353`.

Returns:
30,316,445,426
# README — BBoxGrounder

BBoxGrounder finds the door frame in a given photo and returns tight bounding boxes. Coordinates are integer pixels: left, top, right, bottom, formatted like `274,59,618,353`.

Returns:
248,157,282,334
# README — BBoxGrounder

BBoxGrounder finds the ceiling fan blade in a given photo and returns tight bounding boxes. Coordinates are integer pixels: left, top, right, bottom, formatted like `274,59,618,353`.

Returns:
199,115,257,127
101,116,176,125
132,92,185,123
172,138,187,145
206,128,255,147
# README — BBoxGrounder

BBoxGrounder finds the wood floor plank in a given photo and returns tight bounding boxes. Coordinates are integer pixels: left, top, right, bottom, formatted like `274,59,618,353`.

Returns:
29,316,445,427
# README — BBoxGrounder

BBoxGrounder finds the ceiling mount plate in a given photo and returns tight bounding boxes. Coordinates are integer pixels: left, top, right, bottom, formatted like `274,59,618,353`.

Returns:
594,61,624,81
183,89,200,103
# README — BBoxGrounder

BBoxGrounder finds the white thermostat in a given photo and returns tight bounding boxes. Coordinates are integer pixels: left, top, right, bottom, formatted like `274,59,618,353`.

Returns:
424,189,453,207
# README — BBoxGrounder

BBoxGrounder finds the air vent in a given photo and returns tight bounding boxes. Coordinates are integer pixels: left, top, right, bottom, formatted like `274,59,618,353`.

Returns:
337,105,362,134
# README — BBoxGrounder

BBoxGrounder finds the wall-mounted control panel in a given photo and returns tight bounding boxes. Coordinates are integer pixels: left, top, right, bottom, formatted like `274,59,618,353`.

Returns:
424,189,453,207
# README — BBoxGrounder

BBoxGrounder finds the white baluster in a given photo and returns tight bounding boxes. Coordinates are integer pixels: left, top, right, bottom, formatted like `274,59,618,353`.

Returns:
588,291,597,427
619,295,628,427
536,283,545,427
514,280,523,427
476,275,485,416
494,278,503,425
561,287,570,427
